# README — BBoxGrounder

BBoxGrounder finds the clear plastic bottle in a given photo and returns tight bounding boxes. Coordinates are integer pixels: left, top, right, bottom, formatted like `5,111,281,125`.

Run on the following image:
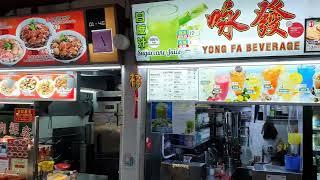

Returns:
70,171,77,180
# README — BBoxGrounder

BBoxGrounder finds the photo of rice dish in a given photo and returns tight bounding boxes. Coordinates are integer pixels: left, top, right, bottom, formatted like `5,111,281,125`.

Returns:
19,19,51,48
36,79,55,98
48,30,86,63
51,34,82,60
0,79,18,96
19,76,38,92
0,36,26,65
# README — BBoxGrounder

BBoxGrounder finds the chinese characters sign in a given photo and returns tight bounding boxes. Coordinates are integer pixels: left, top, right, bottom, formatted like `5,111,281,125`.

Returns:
132,0,319,61
0,115,32,138
14,108,35,123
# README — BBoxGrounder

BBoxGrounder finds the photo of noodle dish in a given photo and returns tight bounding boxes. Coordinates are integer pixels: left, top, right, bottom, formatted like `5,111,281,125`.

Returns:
54,75,74,93
16,18,55,50
18,76,39,93
0,78,20,97
47,30,86,63
0,35,26,66
36,79,55,98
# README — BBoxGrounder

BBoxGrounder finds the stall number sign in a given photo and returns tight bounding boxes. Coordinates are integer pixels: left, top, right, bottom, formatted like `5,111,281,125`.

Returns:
14,108,35,123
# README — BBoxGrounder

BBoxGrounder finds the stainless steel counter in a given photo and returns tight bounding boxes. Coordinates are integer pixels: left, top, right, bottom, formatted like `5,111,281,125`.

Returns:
78,173,108,180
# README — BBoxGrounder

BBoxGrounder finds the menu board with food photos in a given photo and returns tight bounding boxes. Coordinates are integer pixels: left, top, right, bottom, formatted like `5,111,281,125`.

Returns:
0,10,88,67
148,64,320,104
199,65,319,103
0,72,77,101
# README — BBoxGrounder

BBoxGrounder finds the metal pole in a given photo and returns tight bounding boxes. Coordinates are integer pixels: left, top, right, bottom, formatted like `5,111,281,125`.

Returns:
32,116,39,180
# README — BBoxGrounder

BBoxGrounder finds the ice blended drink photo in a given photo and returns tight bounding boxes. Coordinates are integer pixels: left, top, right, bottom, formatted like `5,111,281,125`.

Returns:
230,66,245,96
245,74,261,101
214,75,230,100
262,66,284,95
313,73,320,97
298,65,315,90
147,4,179,61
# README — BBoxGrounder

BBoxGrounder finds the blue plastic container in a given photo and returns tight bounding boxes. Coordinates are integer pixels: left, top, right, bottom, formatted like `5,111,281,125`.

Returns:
285,155,301,172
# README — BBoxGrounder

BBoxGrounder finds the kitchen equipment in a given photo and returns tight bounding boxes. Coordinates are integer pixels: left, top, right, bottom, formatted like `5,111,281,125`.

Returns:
88,90,121,178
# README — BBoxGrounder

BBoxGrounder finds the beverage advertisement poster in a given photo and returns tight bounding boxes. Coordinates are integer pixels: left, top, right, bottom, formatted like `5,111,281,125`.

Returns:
0,72,77,101
132,0,320,61
150,102,173,133
199,64,320,103
0,10,88,67
305,18,320,52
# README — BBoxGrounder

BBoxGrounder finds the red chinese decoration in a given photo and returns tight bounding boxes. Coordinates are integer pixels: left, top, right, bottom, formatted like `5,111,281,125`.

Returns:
130,73,142,119
20,125,32,138
251,0,296,38
206,0,250,40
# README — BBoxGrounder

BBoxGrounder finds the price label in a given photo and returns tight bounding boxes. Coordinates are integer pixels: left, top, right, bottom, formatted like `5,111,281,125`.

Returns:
231,82,240,90
212,85,221,94
264,81,272,90
298,84,308,92
189,30,200,36
245,89,254,95
278,88,289,94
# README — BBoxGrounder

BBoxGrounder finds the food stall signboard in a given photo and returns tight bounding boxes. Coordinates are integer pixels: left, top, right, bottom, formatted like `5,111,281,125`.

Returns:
0,10,88,67
14,108,35,123
0,72,77,101
132,0,320,61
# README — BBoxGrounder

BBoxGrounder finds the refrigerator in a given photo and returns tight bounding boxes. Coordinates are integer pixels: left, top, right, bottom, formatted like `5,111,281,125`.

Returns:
312,107,320,180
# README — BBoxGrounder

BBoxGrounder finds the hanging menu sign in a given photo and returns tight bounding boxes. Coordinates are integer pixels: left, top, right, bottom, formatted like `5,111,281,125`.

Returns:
148,64,320,103
0,72,77,101
148,69,198,101
132,0,320,61
0,10,88,67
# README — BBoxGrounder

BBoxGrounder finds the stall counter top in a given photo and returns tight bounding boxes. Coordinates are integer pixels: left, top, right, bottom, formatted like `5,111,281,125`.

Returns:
78,173,108,180
246,165,302,175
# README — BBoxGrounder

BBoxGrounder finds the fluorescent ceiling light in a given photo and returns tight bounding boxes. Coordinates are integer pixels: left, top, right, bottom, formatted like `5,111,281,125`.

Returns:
80,88,100,94
0,101,34,105
0,65,121,72
138,59,320,69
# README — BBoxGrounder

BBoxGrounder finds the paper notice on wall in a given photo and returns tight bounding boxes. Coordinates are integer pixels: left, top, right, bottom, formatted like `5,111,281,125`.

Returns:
172,102,195,134
148,69,198,101
11,158,28,175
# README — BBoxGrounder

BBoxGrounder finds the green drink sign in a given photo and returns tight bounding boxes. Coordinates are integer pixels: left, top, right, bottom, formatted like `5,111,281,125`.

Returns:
132,0,320,61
